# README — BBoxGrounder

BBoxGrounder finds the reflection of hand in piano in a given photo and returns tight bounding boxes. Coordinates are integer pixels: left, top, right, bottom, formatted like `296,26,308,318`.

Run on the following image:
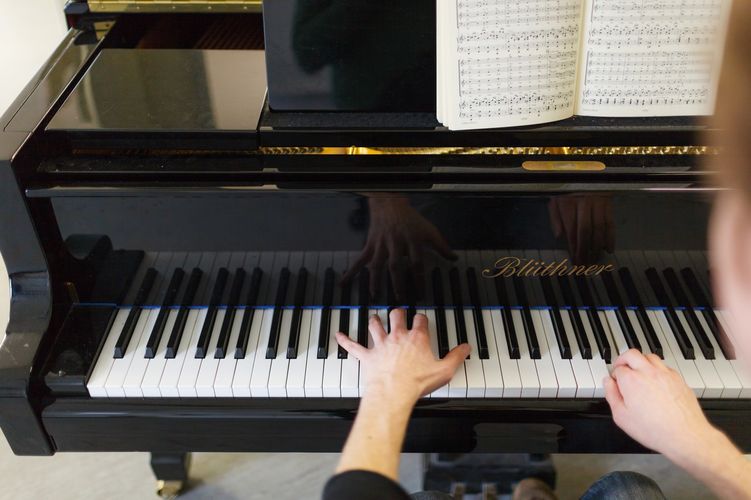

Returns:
342,196,457,300
548,195,615,264
335,308,470,400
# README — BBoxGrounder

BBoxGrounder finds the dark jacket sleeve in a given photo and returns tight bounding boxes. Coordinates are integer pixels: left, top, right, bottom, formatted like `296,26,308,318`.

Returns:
322,470,411,500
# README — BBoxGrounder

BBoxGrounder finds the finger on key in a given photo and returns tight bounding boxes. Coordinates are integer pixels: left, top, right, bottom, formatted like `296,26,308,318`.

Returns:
369,315,387,344
614,349,653,372
390,307,407,334
411,313,429,334
336,332,369,361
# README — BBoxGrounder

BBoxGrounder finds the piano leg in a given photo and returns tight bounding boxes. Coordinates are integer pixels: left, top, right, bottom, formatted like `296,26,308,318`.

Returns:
150,453,191,498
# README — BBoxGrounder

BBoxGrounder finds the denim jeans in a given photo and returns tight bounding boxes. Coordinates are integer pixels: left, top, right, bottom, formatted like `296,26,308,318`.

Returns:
409,471,665,500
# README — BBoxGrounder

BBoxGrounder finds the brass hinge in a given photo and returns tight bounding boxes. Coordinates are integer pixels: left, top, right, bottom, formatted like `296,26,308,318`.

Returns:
88,0,262,13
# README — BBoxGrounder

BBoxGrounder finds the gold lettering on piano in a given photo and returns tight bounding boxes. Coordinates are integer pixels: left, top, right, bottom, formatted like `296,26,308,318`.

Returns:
482,257,615,279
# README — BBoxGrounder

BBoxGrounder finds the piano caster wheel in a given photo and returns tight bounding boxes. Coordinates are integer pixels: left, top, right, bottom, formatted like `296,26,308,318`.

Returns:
450,483,466,499
156,480,185,499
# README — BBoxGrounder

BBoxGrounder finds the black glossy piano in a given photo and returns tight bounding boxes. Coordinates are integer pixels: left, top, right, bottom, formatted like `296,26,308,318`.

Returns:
0,0,746,493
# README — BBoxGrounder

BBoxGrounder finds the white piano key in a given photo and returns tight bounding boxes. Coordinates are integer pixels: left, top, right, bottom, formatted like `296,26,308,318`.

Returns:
650,310,705,397
177,308,209,397
322,309,342,397
140,308,179,397
341,309,360,398
603,310,630,356
88,308,130,398
214,310,245,397
715,311,751,398
463,309,486,397
577,309,608,398
122,307,161,397
249,308,275,397
231,308,264,398
159,309,200,397
195,308,227,397
177,251,231,397
104,308,153,398
489,310,522,398
287,308,313,398
445,309,467,398
538,310,577,398
268,309,294,397
479,309,503,398
428,308,449,398
694,310,741,398
675,310,724,398
511,309,540,397
303,308,325,398
530,310,561,398
557,310,594,398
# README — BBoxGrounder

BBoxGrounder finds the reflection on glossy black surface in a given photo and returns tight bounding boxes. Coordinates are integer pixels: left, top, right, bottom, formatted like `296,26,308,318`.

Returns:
47,49,267,133
264,0,435,111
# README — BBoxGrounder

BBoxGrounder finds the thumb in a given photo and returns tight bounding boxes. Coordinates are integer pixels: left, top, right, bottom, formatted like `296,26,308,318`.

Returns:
604,376,625,415
441,343,471,374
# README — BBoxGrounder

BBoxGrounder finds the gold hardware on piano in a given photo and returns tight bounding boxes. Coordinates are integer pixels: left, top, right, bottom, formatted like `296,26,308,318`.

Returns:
87,0,262,13
257,146,718,156
482,257,615,279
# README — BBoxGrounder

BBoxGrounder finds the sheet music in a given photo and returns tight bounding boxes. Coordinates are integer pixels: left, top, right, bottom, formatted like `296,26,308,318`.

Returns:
576,0,731,117
440,0,583,130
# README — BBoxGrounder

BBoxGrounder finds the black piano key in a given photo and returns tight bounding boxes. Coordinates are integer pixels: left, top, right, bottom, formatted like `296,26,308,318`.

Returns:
234,267,263,359
337,277,352,359
287,268,308,359
540,278,572,359
357,269,370,347
265,267,291,359
645,268,694,359
494,278,520,359
406,269,417,330
575,276,612,363
215,268,246,359
555,275,591,359
432,267,450,359
449,267,469,351
166,268,202,359
512,278,540,359
662,268,714,359
466,268,489,359
601,273,642,352
195,267,229,359
681,267,733,359
316,267,335,359
617,267,663,358
144,268,185,358
114,267,158,358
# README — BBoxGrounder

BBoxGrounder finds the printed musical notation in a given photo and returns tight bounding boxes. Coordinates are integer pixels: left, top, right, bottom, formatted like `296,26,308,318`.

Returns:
579,0,729,115
453,0,581,125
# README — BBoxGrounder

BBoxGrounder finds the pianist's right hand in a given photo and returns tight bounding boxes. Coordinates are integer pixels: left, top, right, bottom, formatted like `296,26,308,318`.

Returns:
605,349,751,499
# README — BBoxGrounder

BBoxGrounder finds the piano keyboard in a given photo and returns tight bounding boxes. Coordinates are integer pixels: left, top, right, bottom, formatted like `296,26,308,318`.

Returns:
86,249,751,399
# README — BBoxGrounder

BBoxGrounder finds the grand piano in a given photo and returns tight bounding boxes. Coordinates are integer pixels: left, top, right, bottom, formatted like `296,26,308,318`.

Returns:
0,0,744,495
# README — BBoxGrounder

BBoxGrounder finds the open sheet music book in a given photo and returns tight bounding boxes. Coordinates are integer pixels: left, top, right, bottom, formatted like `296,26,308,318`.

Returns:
437,0,732,131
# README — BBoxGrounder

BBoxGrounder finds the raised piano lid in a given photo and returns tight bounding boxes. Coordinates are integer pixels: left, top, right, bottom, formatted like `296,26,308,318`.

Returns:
45,49,267,150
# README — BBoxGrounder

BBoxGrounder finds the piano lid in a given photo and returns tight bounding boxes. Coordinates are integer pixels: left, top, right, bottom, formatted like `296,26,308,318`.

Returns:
46,49,267,150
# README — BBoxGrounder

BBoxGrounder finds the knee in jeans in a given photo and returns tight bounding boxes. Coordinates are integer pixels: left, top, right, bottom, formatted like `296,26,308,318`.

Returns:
584,471,665,500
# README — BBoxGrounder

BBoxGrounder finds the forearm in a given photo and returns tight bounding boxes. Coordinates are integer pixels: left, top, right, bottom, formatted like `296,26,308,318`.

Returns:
670,426,751,499
336,385,418,481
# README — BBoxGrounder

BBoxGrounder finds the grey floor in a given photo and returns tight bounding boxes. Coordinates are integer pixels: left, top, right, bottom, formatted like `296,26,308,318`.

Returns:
0,432,716,500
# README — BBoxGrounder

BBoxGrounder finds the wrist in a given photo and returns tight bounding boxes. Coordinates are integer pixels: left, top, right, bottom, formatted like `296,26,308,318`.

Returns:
668,424,740,473
363,380,421,409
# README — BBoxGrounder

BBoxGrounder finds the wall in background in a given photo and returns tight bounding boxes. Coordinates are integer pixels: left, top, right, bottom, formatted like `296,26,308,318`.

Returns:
0,0,67,337
0,0,68,117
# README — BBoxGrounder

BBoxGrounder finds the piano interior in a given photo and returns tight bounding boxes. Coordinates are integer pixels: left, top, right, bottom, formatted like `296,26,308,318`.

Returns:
1,2,748,484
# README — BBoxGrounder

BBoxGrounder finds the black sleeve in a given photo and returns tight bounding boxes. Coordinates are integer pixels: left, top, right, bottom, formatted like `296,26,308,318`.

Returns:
322,470,411,500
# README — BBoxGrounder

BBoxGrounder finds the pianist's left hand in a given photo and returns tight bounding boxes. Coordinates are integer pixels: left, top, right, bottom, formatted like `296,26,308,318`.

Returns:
333,309,470,482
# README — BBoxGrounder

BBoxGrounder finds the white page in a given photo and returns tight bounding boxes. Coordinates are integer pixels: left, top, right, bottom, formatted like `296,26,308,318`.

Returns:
576,0,731,117
440,0,583,130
